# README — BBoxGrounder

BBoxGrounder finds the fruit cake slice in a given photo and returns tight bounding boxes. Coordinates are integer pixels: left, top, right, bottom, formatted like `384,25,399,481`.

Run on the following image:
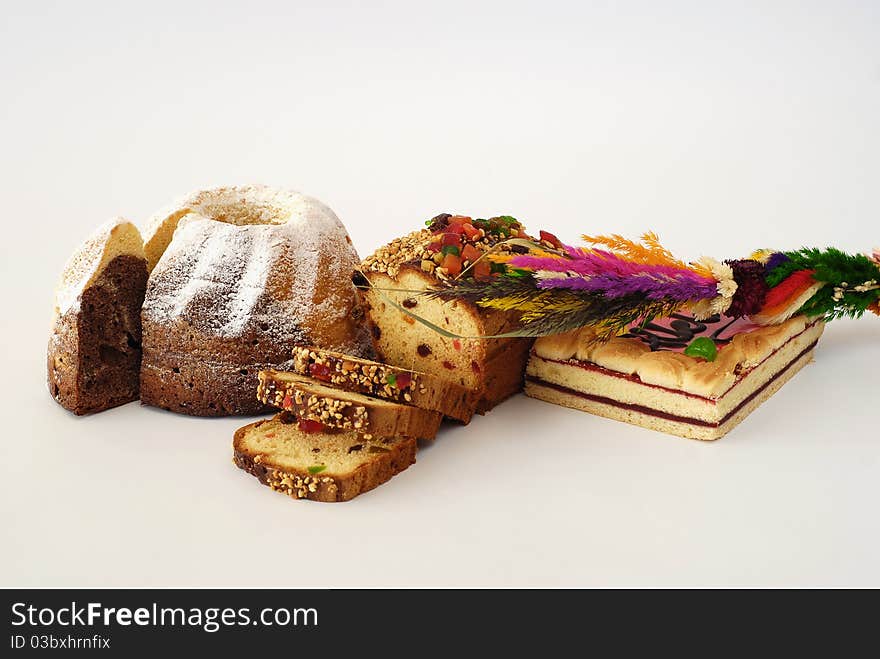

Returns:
233,412,417,502
257,371,443,440
48,219,148,415
290,345,477,422
360,213,535,415
525,313,824,440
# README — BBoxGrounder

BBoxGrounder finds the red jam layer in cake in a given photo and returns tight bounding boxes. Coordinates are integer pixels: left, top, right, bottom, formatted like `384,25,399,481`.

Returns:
534,318,820,404
527,339,818,428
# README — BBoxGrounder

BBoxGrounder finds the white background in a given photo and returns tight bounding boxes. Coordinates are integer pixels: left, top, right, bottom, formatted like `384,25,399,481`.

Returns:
1,1,878,587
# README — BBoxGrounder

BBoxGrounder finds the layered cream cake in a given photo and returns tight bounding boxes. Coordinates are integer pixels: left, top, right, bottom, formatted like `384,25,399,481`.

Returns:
525,313,824,440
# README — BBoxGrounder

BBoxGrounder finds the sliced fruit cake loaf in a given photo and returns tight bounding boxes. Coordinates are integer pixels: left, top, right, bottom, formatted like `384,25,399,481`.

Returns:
289,345,477,422
257,370,443,440
233,412,417,502
360,213,535,415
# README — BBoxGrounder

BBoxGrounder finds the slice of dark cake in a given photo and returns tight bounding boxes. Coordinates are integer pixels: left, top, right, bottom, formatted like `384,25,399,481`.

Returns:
48,219,148,415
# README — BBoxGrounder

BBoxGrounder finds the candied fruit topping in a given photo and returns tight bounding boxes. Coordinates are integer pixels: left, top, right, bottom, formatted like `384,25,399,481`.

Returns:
298,419,327,433
441,252,462,277
309,363,332,382
461,244,481,264
417,213,533,281
539,230,563,249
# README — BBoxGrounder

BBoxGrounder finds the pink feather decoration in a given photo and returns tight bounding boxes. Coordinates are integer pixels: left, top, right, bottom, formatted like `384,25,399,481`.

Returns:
507,246,718,302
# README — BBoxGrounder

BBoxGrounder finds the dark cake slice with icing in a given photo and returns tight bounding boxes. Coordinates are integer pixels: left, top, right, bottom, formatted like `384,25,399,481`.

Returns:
48,219,148,415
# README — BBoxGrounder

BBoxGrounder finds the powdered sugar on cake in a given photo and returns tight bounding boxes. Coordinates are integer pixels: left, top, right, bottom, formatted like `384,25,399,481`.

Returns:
141,189,361,343
55,219,144,316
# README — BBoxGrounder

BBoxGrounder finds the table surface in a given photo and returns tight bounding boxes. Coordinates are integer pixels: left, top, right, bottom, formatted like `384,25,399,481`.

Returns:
2,1,878,587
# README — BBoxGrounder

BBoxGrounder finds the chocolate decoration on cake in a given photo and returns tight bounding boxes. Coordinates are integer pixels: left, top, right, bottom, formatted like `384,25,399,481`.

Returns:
624,313,740,351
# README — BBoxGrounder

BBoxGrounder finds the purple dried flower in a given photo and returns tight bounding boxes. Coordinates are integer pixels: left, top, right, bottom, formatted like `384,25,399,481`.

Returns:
537,272,718,301
520,245,719,302
764,252,789,274
726,259,770,317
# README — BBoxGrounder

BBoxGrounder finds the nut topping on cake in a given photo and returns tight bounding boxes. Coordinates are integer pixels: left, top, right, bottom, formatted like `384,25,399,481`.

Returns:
360,213,529,281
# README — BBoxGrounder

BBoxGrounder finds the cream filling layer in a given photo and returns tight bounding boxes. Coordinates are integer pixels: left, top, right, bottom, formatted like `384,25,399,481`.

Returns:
525,321,825,424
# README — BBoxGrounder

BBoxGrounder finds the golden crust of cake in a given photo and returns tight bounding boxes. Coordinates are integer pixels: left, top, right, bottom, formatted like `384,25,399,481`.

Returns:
588,338,651,373
233,414,417,502
533,316,814,398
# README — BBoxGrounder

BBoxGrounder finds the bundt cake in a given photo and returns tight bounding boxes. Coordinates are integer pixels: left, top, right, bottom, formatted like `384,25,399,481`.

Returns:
360,213,534,415
48,219,148,415
139,185,373,416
